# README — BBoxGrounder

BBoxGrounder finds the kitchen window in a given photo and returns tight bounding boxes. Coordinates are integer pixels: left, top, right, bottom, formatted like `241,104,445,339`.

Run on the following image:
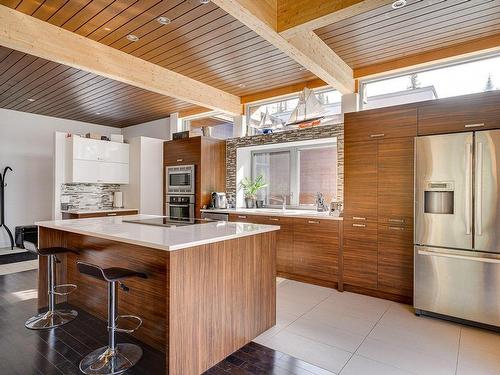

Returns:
360,53,500,110
251,142,337,208
246,88,342,136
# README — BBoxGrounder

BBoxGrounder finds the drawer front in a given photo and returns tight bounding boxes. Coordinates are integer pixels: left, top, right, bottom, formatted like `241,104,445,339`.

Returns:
377,224,414,297
345,107,417,143
343,219,377,241
228,213,263,223
418,92,500,136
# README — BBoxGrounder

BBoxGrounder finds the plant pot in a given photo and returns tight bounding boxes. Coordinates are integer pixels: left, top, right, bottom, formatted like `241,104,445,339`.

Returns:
256,200,264,208
245,198,255,208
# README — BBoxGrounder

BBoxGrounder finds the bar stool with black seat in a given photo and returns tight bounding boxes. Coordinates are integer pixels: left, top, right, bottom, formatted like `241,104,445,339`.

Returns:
77,261,147,375
23,241,78,330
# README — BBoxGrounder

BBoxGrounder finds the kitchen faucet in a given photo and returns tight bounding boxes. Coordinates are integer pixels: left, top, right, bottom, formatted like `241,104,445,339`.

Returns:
270,194,287,211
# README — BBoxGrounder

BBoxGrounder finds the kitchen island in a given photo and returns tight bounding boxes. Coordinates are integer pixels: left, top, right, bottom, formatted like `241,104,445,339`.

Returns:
36,215,279,375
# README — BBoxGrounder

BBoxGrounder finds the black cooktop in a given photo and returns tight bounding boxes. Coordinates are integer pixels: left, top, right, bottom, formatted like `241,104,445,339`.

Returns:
122,217,213,227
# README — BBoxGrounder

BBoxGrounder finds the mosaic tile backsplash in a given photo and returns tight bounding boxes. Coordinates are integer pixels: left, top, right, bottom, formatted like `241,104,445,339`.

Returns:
61,184,120,210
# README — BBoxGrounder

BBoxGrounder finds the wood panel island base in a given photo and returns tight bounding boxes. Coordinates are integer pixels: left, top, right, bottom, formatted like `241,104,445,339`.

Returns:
36,216,278,375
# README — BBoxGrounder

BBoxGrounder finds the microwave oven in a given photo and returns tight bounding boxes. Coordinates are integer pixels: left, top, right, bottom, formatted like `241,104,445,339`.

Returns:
166,165,195,194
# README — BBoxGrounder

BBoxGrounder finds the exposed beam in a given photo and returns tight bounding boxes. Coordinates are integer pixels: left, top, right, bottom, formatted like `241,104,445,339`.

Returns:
241,78,327,104
278,0,393,38
354,34,500,79
0,5,242,115
212,0,354,94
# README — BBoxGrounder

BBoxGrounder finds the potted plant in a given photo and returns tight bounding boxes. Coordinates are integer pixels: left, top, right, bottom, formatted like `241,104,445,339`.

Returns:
239,175,267,208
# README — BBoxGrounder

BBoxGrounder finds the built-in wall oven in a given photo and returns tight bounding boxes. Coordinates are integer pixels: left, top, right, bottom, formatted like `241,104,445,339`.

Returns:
166,165,195,194
165,195,195,219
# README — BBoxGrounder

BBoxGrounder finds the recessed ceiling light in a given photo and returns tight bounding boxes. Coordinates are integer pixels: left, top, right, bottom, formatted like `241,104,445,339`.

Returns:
96,112,101,115
238,83,246,88
157,16,171,25
391,0,407,9
103,27,112,31
126,34,139,42
200,0,210,4
27,98,35,102
299,67,307,71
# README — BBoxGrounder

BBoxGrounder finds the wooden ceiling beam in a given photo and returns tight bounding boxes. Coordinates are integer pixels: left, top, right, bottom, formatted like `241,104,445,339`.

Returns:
277,0,394,38
0,5,242,115
354,33,500,79
212,0,354,94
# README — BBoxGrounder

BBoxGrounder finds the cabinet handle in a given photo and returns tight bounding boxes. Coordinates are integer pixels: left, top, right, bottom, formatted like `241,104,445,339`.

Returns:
308,220,320,224
352,223,366,228
389,226,404,231
269,218,279,221
176,159,183,162
352,216,366,220
237,215,247,219
388,218,404,223
107,213,117,216
464,123,484,128
370,133,385,138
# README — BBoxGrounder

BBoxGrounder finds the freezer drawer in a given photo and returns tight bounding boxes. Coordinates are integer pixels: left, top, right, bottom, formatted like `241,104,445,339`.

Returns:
414,246,500,327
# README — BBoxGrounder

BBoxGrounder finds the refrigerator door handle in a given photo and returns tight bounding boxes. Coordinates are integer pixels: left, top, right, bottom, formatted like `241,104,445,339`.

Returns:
417,249,500,264
476,142,483,236
465,143,473,235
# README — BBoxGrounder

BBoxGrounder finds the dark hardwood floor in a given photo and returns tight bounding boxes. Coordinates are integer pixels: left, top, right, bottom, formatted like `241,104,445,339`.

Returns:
0,269,331,375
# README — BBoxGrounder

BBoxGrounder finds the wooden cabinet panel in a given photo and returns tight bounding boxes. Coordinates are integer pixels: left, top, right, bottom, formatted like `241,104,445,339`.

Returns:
418,91,500,136
292,218,339,283
377,138,414,225
344,107,417,143
62,210,138,219
344,141,378,221
164,137,201,166
262,216,294,274
343,219,378,289
377,224,413,297
228,213,263,223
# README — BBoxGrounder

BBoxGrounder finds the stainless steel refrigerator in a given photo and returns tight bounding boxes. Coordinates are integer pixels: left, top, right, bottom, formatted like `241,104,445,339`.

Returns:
414,130,500,327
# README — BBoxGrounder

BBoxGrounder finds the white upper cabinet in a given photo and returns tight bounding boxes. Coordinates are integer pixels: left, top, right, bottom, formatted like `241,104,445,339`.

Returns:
66,137,129,184
70,136,129,163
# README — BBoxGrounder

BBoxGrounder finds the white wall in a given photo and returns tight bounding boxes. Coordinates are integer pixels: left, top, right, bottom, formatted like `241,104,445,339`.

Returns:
0,109,119,247
122,117,170,142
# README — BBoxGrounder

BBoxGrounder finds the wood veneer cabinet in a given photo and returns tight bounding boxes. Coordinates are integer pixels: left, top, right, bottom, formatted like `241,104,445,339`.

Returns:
164,137,225,218
418,91,500,136
343,106,416,303
228,213,340,287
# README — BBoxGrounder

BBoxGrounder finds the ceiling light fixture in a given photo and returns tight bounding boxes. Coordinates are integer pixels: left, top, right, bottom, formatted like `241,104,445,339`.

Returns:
126,34,139,42
238,83,246,88
200,0,210,4
103,27,112,31
27,98,35,102
157,16,171,25
391,0,407,9
96,112,102,115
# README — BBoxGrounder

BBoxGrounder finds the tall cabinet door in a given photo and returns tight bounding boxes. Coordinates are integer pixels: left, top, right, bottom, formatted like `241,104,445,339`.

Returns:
377,138,414,225
475,130,500,253
344,141,378,222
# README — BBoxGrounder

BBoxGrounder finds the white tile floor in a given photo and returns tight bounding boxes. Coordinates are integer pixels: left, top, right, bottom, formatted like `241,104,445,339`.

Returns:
254,278,500,375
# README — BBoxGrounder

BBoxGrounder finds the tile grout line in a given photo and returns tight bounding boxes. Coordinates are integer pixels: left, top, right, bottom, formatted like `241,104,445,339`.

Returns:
455,328,462,375
338,302,393,374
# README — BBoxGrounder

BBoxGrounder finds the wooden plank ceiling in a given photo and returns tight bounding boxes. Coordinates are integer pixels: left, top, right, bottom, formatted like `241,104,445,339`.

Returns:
0,46,198,127
315,0,500,69
0,0,315,96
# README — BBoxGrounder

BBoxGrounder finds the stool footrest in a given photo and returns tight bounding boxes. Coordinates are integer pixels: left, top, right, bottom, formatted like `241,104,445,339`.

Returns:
52,283,77,296
113,315,142,333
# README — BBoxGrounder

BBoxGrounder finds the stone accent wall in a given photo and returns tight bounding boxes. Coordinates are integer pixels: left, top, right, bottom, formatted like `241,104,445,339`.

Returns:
225,124,344,206
61,183,120,210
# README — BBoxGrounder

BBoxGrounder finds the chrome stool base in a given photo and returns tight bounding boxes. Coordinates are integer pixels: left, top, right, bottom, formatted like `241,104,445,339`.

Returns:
25,309,78,330
79,343,143,375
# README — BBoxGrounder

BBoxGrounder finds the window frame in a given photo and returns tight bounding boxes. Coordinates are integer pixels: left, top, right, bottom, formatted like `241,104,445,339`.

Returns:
251,142,337,209
359,51,500,110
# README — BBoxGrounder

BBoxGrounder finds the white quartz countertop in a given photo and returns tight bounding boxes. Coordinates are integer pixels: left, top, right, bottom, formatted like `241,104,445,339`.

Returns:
36,215,280,251
200,208,343,221
60,208,139,214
